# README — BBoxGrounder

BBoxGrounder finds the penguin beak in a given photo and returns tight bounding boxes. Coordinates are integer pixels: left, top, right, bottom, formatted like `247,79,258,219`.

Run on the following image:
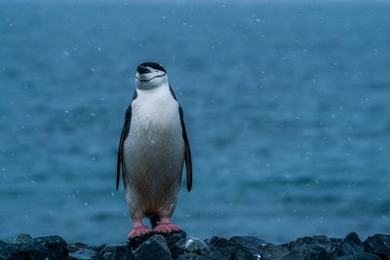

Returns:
137,65,151,74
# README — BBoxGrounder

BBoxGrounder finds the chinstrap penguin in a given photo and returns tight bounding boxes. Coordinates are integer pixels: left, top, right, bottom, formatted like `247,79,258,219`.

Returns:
117,62,192,239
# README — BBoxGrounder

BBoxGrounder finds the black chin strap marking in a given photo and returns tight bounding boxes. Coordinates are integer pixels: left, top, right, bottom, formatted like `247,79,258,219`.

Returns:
138,73,166,83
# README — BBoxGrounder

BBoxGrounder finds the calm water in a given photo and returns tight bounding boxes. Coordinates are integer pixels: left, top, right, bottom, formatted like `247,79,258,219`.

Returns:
1,1,390,244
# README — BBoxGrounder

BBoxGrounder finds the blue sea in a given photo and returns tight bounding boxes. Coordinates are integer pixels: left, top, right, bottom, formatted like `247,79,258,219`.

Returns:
1,0,390,244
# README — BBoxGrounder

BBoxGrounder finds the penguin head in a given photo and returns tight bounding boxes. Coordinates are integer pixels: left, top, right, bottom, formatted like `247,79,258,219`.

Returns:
135,62,168,89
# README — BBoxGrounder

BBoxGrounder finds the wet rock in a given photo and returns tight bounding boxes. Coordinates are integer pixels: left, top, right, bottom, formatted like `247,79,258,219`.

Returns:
285,235,335,260
354,252,381,260
170,238,186,258
68,242,99,259
258,244,289,260
99,243,134,260
233,248,258,260
176,253,209,260
2,232,390,260
230,236,267,255
0,235,68,259
163,230,187,248
334,232,364,258
34,235,68,258
207,237,239,259
209,236,237,248
158,231,188,258
14,233,33,243
184,238,210,255
128,233,154,249
133,234,171,260
337,252,380,260
363,234,390,260
208,248,236,260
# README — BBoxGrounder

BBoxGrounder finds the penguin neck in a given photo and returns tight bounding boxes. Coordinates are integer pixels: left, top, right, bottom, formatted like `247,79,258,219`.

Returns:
136,82,170,96
137,82,169,92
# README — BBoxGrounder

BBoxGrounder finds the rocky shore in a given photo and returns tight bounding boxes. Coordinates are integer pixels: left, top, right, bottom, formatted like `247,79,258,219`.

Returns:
1,231,389,259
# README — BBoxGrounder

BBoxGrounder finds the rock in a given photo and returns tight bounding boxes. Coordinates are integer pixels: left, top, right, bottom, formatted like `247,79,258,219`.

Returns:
337,252,381,260
128,233,154,249
0,241,27,259
1,232,390,260
0,239,51,259
334,232,364,258
163,231,187,248
207,237,239,259
209,236,237,248
14,234,33,243
68,242,99,259
208,248,236,260
176,253,209,260
34,235,68,258
0,235,68,259
354,252,381,260
233,248,258,260
229,236,267,255
133,234,171,260
158,231,188,258
170,238,186,258
258,244,289,260
363,234,390,259
184,238,210,255
99,243,134,260
285,235,335,260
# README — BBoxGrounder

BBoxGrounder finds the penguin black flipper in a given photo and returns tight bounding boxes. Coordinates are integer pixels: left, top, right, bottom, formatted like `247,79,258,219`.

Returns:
179,106,192,192
169,85,192,192
116,91,137,190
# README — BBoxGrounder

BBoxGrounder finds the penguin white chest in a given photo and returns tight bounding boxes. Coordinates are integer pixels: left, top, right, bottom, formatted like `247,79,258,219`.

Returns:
129,88,182,146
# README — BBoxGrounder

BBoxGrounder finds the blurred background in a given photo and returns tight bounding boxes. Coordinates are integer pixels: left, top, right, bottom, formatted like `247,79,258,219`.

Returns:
1,0,390,244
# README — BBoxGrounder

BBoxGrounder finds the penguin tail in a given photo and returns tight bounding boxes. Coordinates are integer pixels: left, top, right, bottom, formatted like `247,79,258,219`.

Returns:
149,216,160,228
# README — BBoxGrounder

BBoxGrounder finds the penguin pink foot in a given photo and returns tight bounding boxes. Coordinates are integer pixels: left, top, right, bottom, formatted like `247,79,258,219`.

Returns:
128,220,152,239
153,217,181,233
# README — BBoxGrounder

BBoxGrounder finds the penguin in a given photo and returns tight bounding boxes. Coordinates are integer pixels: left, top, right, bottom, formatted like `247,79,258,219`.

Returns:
116,62,192,239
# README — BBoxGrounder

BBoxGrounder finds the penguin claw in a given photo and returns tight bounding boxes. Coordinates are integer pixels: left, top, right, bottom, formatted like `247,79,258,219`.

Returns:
153,223,181,233
128,227,152,239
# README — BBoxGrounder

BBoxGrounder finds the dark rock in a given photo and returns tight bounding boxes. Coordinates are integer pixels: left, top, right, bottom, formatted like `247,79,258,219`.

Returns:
184,238,210,255
176,253,209,260
168,239,192,258
0,239,51,259
99,244,134,260
170,238,186,259
0,236,68,259
337,252,381,260
233,248,257,260
258,244,289,260
162,231,187,248
208,248,236,260
343,233,362,245
355,252,381,260
285,235,335,260
207,236,238,259
335,232,364,258
68,242,99,259
14,234,33,243
230,236,267,255
34,235,68,258
128,233,154,249
2,232,390,260
209,236,237,248
133,234,171,260
363,234,390,259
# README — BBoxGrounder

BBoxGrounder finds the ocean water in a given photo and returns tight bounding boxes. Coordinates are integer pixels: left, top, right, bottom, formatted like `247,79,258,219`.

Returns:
1,1,390,244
